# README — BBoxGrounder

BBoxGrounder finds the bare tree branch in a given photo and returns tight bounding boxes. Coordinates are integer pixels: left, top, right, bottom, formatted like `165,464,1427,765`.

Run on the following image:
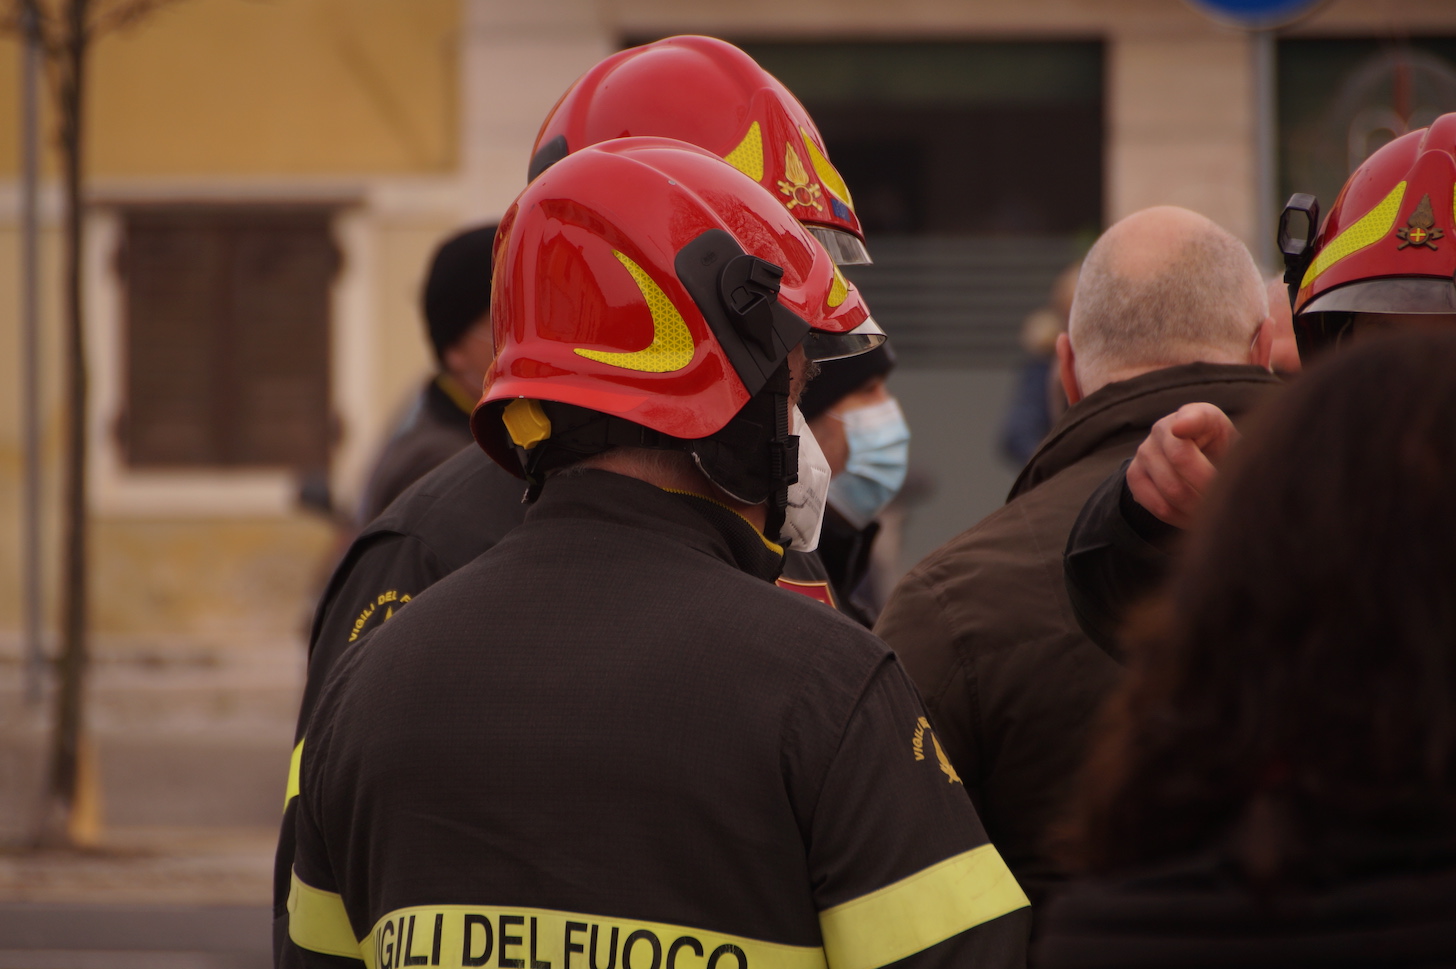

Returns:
87,0,187,37
5,0,193,848
2,0,185,48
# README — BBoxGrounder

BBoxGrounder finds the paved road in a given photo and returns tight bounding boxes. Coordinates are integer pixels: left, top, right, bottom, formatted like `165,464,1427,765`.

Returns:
0,903,270,969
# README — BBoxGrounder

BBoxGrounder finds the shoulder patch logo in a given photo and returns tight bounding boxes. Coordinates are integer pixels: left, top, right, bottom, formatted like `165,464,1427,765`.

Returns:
912,716,962,785
347,590,413,643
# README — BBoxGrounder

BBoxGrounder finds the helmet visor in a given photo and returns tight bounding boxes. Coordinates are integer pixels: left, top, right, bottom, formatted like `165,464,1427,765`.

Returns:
807,225,872,267
1302,277,1456,315
803,316,885,361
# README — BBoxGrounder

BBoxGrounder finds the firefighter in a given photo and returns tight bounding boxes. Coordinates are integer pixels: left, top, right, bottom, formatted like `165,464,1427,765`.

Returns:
1065,112,1456,654
527,35,869,267
278,139,1030,969
357,224,500,523
274,37,884,937
795,342,907,624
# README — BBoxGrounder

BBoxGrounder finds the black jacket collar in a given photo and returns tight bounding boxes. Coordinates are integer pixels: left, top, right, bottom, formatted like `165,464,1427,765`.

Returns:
526,470,785,584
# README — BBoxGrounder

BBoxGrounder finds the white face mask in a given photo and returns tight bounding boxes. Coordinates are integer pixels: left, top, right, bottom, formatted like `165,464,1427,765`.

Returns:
781,406,831,552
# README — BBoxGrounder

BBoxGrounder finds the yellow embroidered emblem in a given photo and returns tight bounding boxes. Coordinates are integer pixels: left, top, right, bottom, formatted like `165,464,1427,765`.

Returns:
347,590,412,643
777,144,824,213
912,716,962,785
574,251,695,373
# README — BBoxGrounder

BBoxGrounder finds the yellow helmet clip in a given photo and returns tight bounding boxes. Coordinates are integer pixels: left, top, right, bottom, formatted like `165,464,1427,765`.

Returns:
503,398,552,449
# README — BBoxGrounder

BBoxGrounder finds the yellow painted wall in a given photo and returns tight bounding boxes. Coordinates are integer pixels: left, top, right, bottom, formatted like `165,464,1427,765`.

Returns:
0,0,460,178
367,219,458,454
91,515,337,645
0,0,462,654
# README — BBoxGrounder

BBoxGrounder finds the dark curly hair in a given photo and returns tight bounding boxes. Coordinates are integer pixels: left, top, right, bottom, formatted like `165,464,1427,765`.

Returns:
1064,330,1456,883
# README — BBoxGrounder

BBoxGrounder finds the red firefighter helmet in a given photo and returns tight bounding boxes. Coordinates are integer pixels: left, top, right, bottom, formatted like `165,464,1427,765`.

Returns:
1282,113,1456,356
472,137,882,523
528,35,870,266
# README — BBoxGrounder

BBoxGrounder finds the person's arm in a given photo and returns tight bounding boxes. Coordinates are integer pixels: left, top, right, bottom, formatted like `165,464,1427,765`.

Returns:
275,664,368,969
1062,460,1176,661
1063,403,1237,659
874,573,984,800
806,657,1031,968
1122,403,1236,529
274,533,445,925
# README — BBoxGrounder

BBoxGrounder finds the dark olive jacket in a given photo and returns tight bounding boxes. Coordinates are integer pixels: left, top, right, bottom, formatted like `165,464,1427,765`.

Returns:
875,362,1282,914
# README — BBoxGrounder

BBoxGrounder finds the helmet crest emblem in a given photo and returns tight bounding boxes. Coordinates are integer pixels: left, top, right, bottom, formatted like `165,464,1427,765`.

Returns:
1396,194,1444,251
777,145,824,213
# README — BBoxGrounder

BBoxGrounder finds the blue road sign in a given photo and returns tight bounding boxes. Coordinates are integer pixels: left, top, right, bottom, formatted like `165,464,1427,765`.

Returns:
1185,0,1326,29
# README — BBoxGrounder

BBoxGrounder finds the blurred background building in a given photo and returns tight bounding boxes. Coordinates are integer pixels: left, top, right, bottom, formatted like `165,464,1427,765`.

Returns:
0,0,1452,850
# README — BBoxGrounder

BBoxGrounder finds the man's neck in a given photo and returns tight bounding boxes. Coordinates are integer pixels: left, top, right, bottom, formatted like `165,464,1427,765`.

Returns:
1081,351,1253,398
580,449,768,533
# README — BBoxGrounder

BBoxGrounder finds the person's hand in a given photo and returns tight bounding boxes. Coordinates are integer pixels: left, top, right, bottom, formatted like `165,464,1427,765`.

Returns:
1126,403,1238,529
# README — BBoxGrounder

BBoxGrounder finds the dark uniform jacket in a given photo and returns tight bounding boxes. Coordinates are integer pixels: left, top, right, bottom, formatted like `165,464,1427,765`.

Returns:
358,376,478,523
275,445,530,938
276,451,855,939
873,363,1282,913
279,470,1031,969
1036,842,1456,967
813,507,881,627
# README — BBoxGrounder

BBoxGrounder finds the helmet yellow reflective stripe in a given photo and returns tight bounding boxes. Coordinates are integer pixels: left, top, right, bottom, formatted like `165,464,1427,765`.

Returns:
827,266,848,308
574,251,695,374
802,128,854,211
723,121,765,182
1302,181,1406,288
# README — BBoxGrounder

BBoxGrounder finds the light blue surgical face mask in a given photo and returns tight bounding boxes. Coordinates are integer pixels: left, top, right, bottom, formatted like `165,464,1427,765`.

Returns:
828,397,910,529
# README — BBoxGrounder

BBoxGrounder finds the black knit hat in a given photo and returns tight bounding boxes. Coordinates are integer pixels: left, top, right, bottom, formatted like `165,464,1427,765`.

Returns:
798,342,897,420
422,224,498,363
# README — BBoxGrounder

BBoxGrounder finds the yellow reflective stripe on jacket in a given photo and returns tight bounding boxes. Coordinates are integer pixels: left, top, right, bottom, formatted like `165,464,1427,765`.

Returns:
284,739,304,811
288,870,360,959
818,844,1029,969
359,904,826,969
288,848,1025,969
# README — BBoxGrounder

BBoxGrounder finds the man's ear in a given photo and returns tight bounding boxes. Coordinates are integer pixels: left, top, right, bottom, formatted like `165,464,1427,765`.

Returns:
1249,316,1276,372
441,343,466,378
1056,332,1082,406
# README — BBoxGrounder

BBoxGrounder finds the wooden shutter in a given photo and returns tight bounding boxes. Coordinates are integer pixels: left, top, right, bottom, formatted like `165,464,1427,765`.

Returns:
121,206,339,470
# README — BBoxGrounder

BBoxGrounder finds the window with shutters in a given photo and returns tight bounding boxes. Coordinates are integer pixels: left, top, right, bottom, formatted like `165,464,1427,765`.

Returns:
119,205,340,472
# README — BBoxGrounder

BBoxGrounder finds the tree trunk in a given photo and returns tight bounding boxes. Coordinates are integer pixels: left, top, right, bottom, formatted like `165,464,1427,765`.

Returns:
38,0,91,848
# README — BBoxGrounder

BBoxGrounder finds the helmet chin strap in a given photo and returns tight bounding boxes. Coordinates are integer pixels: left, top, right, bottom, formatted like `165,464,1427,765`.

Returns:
688,361,797,545
761,363,794,545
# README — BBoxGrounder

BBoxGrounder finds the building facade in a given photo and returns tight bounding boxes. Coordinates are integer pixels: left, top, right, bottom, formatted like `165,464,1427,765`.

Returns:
0,0,1452,659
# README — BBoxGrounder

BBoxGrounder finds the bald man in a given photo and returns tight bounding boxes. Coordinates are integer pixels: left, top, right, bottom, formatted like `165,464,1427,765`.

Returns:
875,206,1283,918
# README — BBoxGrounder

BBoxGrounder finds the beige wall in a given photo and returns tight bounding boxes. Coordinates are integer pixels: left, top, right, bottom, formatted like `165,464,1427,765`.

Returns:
1,0,1455,652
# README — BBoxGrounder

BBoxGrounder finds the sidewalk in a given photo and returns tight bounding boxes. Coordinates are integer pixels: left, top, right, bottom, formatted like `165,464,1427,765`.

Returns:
0,827,276,907
0,635,302,908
